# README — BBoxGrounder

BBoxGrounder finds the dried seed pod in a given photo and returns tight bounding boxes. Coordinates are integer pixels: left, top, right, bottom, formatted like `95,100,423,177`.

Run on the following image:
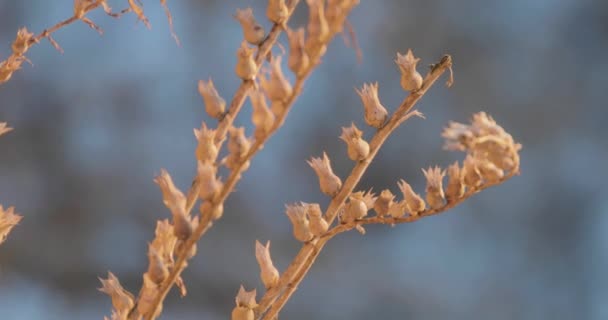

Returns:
155,169,187,219
234,8,266,45
388,201,407,218
446,161,465,202
307,152,342,197
475,158,504,183
150,220,177,267
305,0,330,57
255,240,280,289
285,203,314,242
398,179,425,216
249,89,275,139
267,0,288,25
198,79,226,119
193,122,218,164
356,82,388,129
235,41,257,80
137,275,162,318
146,246,169,284
200,201,224,221
0,205,21,245
374,189,395,217
304,202,328,236
260,55,293,103
343,192,368,223
463,155,483,188
340,122,369,161
395,49,423,92
286,27,310,77
232,286,257,320
226,127,251,170
326,0,359,33
98,272,135,318
0,56,25,84
11,28,33,56
422,166,446,209
197,161,222,202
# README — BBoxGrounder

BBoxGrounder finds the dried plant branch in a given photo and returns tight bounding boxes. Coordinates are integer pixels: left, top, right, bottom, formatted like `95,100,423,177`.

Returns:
0,124,21,246
254,54,454,320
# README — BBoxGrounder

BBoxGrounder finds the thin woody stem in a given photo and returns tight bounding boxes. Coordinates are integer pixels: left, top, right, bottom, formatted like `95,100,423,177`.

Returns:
256,55,454,320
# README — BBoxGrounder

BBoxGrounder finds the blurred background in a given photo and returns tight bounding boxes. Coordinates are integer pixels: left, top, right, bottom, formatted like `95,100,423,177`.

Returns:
0,0,607,319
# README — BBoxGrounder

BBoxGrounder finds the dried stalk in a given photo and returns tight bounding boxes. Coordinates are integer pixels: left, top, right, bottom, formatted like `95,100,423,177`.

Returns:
255,55,454,320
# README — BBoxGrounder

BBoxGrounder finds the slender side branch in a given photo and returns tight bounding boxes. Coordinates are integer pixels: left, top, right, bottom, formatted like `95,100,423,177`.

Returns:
255,55,454,320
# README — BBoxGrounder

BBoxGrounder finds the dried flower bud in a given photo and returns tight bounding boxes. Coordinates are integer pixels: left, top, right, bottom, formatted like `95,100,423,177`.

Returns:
285,203,313,242
12,28,33,56
356,82,388,129
150,220,177,266
255,240,280,289
267,0,288,25
462,155,482,188
475,158,504,183
198,79,226,119
0,122,13,136
0,56,25,84
374,189,395,217
226,127,251,170
194,122,218,164
260,55,293,103
308,152,342,197
340,122,369,161
232,286,257,320
200,201,224,220
0,205,21,245
286,27,310,77
343,192,368,223
154,169,187,219
249,89,275,139
146,245,169,284
422,166,446,209
304,202,328,236
197,161,222,202
398,179,425,216
234,8,266,45
326,0,359,33
98,272,135,318
446,162,465,202
388,201,406,218
137,275,162,318
305,0,330,57
235,41,257,80
395,49,423,92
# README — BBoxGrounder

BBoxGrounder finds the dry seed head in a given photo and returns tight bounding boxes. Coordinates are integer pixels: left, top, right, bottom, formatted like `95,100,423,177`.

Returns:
340,122,370,161
305,0,330,57
343,192,368,223
255,240,280,289
267,0,288,24
150,219,177,266
356,82,388,128
172,210,193,241
374,189,395,217
198,79,226,119
285,203,314,242
463,155,483,188
0,122,13,136
12,28,33,56
260,55,293,103
146,245,169,284
234,8,266,45
200,201,224,221
398,179,426,216
286,27,310,77
234,8,266,46
475,157,504,183
304,202,328,236
235,285,258,308
422,166,446,209
235,41,257,80
388,201,407,218
226,127,251,169
326,0,359,33
193,122,218,164
154,169,187,219
0,205,22,245
446,161,465,202
137,275,162,318
249,89,275,139
0,56,26,84
98,272,135,318
197,161,222,202
307,152,342,197
395,49,423,92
